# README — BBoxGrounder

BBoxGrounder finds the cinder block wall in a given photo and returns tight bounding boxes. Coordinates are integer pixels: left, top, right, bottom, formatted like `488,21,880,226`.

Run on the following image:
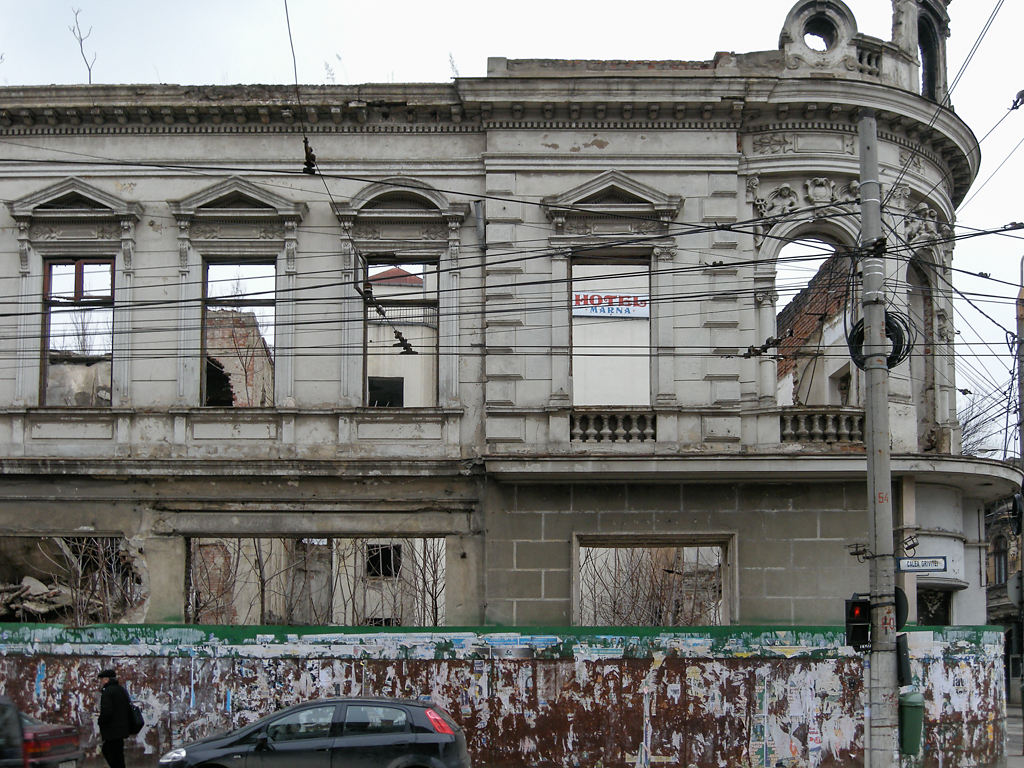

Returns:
487,481,870,626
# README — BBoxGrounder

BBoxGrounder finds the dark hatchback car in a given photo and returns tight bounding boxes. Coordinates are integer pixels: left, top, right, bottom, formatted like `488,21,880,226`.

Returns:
158,697,471,768
0,696,83,768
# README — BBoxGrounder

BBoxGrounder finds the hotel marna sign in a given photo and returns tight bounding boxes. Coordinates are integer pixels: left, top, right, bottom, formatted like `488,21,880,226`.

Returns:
572,292,650,319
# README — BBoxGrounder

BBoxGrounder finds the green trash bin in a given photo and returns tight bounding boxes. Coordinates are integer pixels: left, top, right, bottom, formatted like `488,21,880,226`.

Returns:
899,692,925,755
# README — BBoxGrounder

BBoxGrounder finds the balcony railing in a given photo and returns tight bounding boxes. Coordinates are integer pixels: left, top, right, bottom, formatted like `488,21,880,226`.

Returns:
780,407,864,444
570,409,656,444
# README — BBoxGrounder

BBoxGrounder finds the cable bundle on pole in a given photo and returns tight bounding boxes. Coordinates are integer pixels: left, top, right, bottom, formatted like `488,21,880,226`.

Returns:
847,311,914,371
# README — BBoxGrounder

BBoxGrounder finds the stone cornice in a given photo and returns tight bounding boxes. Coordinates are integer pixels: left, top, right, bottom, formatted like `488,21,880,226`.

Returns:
0,76,976,202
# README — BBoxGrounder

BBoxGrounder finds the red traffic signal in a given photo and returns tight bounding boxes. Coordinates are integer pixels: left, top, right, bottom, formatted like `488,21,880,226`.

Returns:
845,597,871,651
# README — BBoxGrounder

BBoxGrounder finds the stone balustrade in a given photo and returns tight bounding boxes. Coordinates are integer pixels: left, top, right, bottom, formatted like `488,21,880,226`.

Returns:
779,407,864,444
570,409,657,444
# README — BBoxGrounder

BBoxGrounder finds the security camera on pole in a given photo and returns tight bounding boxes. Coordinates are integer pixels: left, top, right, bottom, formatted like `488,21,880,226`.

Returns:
858,109,899,768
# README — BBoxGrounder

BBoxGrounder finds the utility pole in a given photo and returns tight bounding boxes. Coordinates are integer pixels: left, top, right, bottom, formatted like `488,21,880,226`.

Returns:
859,109,898,768
1017,255,1024,738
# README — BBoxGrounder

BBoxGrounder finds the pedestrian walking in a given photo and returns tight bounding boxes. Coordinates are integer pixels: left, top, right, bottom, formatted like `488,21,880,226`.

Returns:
97,668,133,768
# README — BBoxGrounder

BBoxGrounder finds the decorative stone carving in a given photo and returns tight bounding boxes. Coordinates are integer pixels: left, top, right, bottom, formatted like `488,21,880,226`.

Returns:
753,183,799,219
33,225,62,241
804,178,836,207
653,245,677,261
191,223,219,240
177,222,190,271
96,223,120,240
284,221,298,274
256,224,285,240
905,203,942,245
16,221,29,274
421,223,448,240
753,133,795,154
751,177,859,242
745,175,760,200
351,223,381,240
898,148,924,173
886,183,913,212
120,217,136,272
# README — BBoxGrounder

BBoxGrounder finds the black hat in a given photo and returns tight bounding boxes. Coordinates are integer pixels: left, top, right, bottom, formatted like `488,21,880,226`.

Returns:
97,669,116,679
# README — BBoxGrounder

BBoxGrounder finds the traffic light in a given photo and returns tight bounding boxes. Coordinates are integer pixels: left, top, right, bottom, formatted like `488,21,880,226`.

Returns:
1011,493,1023,536
845,596,871,651
896,632,911,685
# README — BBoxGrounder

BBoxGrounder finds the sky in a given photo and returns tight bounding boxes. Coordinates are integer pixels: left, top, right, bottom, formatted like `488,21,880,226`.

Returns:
0,0,1022,454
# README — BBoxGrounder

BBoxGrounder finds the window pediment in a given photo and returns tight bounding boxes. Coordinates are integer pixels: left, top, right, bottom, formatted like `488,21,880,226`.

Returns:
8,178,141,226
333,178,468,253
7,179,142,270
542,171,680,236
170,178,308,267
170,177,307,223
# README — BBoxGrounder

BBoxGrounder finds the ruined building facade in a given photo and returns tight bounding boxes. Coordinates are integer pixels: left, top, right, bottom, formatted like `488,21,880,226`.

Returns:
0,0,1018,629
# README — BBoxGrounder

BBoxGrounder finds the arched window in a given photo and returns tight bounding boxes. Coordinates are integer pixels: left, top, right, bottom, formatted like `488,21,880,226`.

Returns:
993,535,1008,586
775,239,855,407
918,17,940,101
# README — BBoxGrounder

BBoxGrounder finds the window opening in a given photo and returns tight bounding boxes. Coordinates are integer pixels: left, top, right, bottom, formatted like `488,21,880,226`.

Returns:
571,258,651,406
774,239,834,317
918,18,939,100
367,376,404,407
775,240,853,407
577,543,723,626
186,536,445,626
0,536,142,624
364,260,438,407
202,261,276,407
43,259,113,406
803,16,837,51
917,588,951,625
993,535,1008,586
367,543,402,578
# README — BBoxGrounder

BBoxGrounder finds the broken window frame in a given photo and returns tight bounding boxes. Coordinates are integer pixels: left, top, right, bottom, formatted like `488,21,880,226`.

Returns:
41,257,115,407
201,258,277,407
362,256,440,408
185,536,446,627
366,543,402,579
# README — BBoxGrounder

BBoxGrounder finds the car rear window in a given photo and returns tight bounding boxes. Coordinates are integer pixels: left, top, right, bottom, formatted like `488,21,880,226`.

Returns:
343,705,409,735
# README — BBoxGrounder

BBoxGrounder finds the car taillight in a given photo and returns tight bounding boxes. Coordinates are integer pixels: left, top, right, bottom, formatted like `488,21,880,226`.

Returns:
24,737,54,755
425,708,455,735
24,733,77,755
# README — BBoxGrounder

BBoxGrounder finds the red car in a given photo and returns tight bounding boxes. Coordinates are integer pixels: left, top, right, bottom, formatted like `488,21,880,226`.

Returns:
0,696,83,768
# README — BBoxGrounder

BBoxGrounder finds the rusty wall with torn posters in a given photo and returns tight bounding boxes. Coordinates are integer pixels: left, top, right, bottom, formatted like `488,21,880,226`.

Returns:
0,624,1005,767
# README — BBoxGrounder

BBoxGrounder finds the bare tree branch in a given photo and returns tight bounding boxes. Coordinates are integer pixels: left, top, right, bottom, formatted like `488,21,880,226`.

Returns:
68,8,96,84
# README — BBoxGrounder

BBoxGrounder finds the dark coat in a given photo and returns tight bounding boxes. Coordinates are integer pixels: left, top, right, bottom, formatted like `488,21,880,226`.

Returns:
98,680,133,742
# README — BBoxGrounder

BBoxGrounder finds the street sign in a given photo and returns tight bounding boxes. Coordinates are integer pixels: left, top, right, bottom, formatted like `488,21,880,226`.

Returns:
1008,570,1023,609
896,556,947,573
